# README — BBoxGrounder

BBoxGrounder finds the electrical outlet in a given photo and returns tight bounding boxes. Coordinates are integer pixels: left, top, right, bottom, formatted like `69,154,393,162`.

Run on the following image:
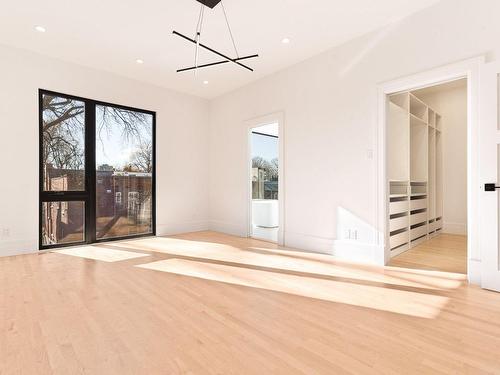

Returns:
345,229,359,240
346,229,352,239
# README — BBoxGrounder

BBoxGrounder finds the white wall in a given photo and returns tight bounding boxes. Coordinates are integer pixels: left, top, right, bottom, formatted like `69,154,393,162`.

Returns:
0,44,210,256
416,84,468,235
208,0,500,262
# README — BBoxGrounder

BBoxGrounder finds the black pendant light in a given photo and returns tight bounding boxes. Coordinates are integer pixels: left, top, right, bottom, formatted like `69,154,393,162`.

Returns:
173,0,258,73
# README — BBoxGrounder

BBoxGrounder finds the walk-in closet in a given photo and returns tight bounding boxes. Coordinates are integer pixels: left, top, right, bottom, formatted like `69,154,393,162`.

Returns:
387,91,443,255
387,79,467,273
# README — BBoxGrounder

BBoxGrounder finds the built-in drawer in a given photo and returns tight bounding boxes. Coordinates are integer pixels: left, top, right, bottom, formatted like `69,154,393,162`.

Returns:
410,225,427,240
390,231,408,249
428,221,436,232
390,200,408,215
410,212,427,226
435,220,443,230
410,198,427,211
390,215,409,232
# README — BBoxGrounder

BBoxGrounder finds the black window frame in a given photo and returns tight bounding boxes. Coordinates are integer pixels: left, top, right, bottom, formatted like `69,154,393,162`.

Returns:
39,89,156,250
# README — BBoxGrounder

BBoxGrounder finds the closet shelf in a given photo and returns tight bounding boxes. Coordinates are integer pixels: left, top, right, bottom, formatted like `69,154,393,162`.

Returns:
387,90,443,258
410,113,427,126
390,194,408,198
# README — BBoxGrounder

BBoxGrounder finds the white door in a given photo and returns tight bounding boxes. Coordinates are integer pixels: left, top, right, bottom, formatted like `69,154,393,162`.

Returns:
480,61,500,292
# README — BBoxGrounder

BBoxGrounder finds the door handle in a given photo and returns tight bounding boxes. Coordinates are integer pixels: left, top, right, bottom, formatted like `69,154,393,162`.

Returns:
485,183,500,191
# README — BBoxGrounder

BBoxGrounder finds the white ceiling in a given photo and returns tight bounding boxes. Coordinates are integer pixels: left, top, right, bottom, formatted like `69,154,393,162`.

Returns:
0,0,441,99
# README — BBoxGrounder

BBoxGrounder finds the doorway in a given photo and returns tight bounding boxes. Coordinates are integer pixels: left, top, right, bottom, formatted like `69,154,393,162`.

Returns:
385,79,468,274
39,90,156,249
247,117,283,244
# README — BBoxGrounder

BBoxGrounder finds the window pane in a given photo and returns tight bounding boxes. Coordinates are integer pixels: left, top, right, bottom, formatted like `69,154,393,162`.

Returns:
251,132,279,200
41,201,85,245
95,105,153,240
42,95,85,191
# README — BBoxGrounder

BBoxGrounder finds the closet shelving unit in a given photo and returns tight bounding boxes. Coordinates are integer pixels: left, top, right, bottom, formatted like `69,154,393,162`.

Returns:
387,91,443,257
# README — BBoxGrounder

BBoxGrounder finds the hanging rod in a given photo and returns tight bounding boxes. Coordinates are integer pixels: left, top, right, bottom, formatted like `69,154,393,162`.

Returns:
173,30,255,72
177,54,258,73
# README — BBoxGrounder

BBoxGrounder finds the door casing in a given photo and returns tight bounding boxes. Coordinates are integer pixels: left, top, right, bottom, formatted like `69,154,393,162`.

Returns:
376,57,483,284
246,112,285,246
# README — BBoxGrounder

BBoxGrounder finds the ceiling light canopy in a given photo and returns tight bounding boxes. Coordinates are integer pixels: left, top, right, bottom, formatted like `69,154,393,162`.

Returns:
173,0,259,74
282,38,291,44
34,25,46,33
196,0,222,9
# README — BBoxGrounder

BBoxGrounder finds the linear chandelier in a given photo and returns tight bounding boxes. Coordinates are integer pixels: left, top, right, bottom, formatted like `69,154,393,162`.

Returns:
173,0,259,73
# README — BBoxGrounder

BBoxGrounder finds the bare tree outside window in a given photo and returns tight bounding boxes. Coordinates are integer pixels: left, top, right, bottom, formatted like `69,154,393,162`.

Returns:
41,94,154,245
95,105,153,240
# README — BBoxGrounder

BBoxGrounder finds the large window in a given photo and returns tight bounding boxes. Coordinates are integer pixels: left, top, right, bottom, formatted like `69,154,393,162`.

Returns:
39,90,155,249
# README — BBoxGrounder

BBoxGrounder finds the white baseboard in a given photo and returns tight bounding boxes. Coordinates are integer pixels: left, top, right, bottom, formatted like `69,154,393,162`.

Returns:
333,240,385,265
156,221,209,236
283,232,384,265
468,258,481,285
0,239,38,257
208,220,248,237
284,231,334,254
443,222,467,235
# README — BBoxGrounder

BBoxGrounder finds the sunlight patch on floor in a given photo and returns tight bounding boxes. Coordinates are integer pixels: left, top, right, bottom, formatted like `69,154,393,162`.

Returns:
113,237,465,291
137,258,449,319
54,246,149,262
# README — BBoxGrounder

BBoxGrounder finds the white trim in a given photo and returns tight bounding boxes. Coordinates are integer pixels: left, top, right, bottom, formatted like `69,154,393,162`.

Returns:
468,258,482,285
284,231,333,254
0,239,38,257
245,112,285,246
333,240,384,264
377,56,484,284
156,221,209,236
208,220,248,237
478,60,500,291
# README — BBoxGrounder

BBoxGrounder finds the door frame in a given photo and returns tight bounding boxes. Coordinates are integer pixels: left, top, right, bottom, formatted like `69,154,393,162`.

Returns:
376,56,483,283
478,60,500,291
38,89,157,250
246,112,285,246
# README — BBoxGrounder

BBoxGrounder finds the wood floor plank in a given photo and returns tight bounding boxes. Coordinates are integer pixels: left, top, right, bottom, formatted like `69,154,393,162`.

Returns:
389,234,467,273
0,231,499,374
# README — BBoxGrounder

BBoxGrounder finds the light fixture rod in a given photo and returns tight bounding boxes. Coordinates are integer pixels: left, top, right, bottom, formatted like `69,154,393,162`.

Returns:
194,4,205,75
221,0,239,58
177,54,258,73
173,30,254,72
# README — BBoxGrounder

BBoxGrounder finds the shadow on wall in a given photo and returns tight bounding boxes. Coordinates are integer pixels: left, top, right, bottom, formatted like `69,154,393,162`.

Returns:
338,19,402,77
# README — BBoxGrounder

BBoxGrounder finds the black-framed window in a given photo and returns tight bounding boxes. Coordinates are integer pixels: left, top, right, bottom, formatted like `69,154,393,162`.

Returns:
39,89,156,249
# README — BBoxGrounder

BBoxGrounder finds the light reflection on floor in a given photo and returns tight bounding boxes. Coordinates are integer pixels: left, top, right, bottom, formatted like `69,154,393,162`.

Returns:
54,246,149,262
137,258,449,319
111,237,466,291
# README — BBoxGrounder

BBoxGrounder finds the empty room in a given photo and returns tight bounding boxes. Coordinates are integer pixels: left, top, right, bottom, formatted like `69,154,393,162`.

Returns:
1,0,500,374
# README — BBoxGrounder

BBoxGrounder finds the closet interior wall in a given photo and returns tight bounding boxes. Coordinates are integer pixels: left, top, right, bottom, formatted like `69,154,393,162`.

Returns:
387,91,443,257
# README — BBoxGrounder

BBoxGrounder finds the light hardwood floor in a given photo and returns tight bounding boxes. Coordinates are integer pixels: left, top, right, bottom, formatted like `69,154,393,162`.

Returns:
1,231,499,374
389,234,467,274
